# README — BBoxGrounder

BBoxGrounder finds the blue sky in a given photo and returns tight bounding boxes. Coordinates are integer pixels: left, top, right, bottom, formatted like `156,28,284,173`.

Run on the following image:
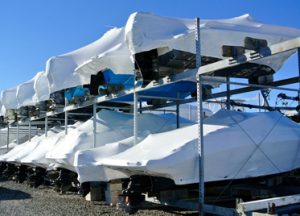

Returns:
0,0,300,95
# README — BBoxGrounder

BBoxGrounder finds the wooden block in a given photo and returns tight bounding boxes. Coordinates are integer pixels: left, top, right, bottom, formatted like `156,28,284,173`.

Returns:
107,183,122,192
105,190,121,206
85,187,103,201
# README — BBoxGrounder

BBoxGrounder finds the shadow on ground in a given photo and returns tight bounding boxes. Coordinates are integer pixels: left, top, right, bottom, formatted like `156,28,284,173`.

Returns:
0,186,31,200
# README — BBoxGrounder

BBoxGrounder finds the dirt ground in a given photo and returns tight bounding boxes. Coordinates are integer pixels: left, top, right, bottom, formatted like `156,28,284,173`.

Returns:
0,179,197,216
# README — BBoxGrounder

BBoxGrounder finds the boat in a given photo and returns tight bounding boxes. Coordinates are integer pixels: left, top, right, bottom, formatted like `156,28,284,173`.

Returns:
45,12,300,97
76,12,300,88
20,122,82,169
46,109,192,172
100,109,300,185
0,126,63,164
45,27,132,94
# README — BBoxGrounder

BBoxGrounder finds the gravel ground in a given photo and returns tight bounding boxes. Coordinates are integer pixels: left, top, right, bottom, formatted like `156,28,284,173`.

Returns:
0,179,196,216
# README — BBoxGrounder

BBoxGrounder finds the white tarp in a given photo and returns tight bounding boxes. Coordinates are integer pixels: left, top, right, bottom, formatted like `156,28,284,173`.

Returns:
0,142,18,155
46,13,300,94
78,12,300,82
0,127,63,164
73,111,192,183
0,71,49,113
101,110,300,185
1,87,18,110
124,13,300,70
33,71,50,102
125,13,300,55
0,134,42,162
2,71,49,111
45,28,133,93
0,98,4,116
16,75,38,108
20,122,81,168
74,137,135,182
0,105,5,116
75,28,133,85
46,110,192,172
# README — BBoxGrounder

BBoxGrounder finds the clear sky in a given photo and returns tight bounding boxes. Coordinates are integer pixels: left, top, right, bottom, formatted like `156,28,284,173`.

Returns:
0,0,300,94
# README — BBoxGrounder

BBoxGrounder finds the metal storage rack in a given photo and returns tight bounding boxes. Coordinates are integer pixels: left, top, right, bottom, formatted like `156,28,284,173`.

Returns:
4,17,300,216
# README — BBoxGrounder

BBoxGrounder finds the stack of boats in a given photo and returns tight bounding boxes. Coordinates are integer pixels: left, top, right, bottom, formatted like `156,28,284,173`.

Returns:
0,12,300,197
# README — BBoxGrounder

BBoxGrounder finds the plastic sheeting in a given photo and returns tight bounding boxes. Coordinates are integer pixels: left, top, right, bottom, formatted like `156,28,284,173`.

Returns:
46,13,300,94
16,75,38,108
0,134,42,162
77,13,300,81
20,122,81,168
74,137,135,182
0,142,18,155
0,105,5,116
0,127,63,164
33,71,50,102
1,87,18,110
0,71,49,112
46,110,192,172
101,110,300,185
125,13,300,71
0,98,4,116
126,13,300,55
46,27,133,93
73,113,192,183
1,13,299,108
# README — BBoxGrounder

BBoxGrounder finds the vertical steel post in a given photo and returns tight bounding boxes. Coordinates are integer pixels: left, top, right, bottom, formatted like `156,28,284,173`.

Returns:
258,93,261,112
29,120,32,142
189,104,191,120
93,100,97,148
298,48,300,106
6,124,10,152
226,76,230,110
176,92,180,129
196,17,204,216
139,101,142,114
17,121,20,145
45,115,48,137
134,70,139,145
65,96,68,135
65,111,68,135
134,92,139,145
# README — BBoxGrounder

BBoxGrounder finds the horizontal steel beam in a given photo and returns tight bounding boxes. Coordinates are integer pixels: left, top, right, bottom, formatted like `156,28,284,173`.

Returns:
202,76,299,93
96,105,132,110
140,97,196,111
15,38,299,124
68,112,93,116
138,95,183,101
236,193,300,213
209,77,300,99
198,37,300,77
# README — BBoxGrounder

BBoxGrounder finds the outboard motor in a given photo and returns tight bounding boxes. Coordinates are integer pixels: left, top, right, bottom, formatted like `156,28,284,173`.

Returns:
64,86,90,105
5,109,17,122
98,70,132,96
48,91,65,111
